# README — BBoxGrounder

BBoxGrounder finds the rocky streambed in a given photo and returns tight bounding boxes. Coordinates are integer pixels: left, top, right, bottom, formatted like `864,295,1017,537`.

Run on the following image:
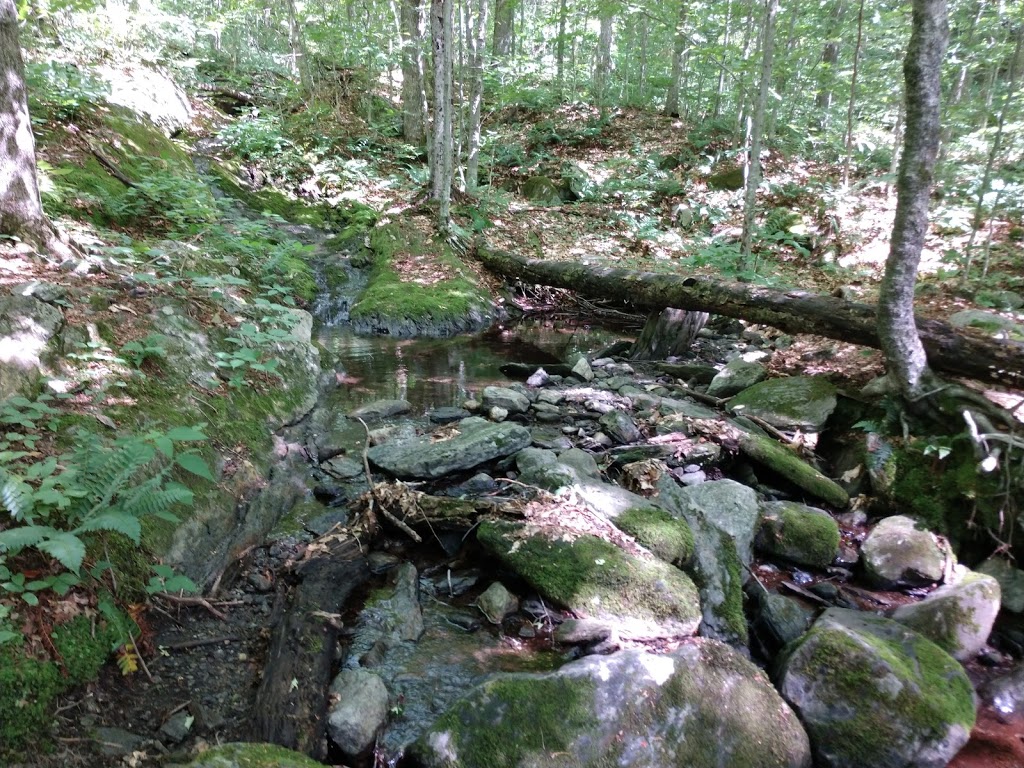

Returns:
52,323,1024,768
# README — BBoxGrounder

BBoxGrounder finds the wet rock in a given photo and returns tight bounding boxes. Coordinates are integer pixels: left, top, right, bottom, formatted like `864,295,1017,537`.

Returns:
321,456,364,480
476,582,519,624
517,447,579,490
349,398,412,422
181,743,325,767
660,478,760,565
706,358,768,399
777,608,975,768
411,640,811,768
977,556,1024,613
558,447,601,480
488,405,509,422
749,591,814,659
598,410,641,444
980,663,1024,716
477,521,700,641
861,515,946,588
367,421,531,480
159,710,193,744
481,385,530,414
310,413,367,461
889,568,1001,661
756,501,840,570
327,668,390,757
429,406,471,424
526,368,550,387
363,562,424,642
729,376,838,432
304,509,350,536
655,362,718,385
95,726,148,757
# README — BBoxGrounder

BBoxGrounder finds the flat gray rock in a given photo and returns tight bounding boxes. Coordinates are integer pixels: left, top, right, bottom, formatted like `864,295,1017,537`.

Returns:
368,421,531,479
729,376,837,432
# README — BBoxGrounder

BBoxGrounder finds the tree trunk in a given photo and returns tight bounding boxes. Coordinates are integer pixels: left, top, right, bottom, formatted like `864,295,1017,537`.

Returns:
814,0,846,130
555,0,567,97
430,0,454,226
842,0,866,188
401,0,428,144
877,0,948,400
713,0,733,119
630,308,709,360
664,0,689,117
0,0,71,259
593,10,614,112
465,0,488,191
739,0,779,270
491,0,514,57
476,246,1024,388
285,0,312,93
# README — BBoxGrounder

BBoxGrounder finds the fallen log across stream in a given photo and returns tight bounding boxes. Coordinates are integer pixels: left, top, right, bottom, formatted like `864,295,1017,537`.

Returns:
476,246,1024,388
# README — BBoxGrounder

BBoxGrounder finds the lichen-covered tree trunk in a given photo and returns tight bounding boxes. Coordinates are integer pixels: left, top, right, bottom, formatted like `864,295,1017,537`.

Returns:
401,0,428,144
465,0,488,191
664,0,689,117
430,0,454,226
0,0,70,258
877,0,948,400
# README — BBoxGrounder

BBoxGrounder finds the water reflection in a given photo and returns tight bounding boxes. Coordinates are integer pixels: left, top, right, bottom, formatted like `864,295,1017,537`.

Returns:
316,318,630,414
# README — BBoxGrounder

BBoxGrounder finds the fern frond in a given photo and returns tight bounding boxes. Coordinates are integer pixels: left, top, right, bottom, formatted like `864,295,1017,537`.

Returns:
74,511,143,543
73,439,155,515
0,524,52,553
120,485,193,521
0,470,34,521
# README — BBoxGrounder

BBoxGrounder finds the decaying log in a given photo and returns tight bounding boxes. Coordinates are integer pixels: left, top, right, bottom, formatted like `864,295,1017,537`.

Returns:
477,246,1024,388
252,536,369,759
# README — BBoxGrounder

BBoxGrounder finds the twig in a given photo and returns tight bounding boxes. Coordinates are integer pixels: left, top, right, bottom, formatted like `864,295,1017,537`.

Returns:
154,593,228,620
88,145,137,188
161,635,240,651
356,417,422,543
129,632,154,682
675,385,728,408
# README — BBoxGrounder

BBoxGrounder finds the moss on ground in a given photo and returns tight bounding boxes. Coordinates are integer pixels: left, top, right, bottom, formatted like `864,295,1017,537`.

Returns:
184,742,327,767
426,675,597,767
349,221,493,334
614,506,694,567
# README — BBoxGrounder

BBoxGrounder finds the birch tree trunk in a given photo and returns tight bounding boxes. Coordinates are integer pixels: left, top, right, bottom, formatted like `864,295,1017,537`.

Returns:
285,0,312,93
877,0,948,399
492,0,514,57
465,0,488,192
664,0,689,117
401,0,429,144
0,0,72,259
739,0,779,271
842,0,866,187
555,0,567,97
430,0,455,227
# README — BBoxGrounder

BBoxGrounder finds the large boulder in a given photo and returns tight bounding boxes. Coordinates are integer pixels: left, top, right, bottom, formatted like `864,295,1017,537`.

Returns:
477,521,700,640
729,376,837,432
756,501,840,570
777,608,975,768
706,357,768,399
889,568,1001,660
367,420,531,480
977,556,1024,614
657,478,760,565
481,386,530,414
861,515,947,588
0,290,65,399
410,641,811,768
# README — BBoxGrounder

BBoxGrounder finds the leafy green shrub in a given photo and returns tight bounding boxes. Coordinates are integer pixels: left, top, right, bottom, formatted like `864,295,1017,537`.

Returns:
25,61,109,123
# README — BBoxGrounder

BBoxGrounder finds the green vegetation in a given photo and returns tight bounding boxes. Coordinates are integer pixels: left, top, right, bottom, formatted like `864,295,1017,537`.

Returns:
182,742,328,768
614,506,694,567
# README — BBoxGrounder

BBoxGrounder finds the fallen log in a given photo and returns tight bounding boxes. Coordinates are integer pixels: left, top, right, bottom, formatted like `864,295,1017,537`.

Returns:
252,535,369,759
476,246,1024,388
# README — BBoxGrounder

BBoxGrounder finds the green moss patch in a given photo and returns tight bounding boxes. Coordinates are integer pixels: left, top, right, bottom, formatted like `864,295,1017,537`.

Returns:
614,506,694,567
477,521,701,638
756,501,840,569
184,742,327,767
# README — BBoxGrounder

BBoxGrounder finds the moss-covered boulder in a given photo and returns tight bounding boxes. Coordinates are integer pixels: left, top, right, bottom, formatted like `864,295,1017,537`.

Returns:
777,608,975,768
889,569,1001,661
410,641,811,768
861,515,947,589
756,501,840,570
477,521,700,640
521,175,564,205
706,357,768,399
729,376,837,432
182,742,325,767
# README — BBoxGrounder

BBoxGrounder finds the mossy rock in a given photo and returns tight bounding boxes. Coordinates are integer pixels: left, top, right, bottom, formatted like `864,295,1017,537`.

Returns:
614,506,695,567
182,742,326,767
411,641,811,768
739,432,849,509
729,376,837,432
521,175,564,205
777,607,975,768
707,164,745,191
205,159,333,228
756,501,840,570
477,521,701,640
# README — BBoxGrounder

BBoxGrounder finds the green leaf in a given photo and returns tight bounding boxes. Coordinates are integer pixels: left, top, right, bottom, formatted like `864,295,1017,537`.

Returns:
0,630,19,645
21,592,38,606
164,426,207,442
153,436,174,458
36,531,87,573
74,512,142,543
0,525,52,552
175,452,215,482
